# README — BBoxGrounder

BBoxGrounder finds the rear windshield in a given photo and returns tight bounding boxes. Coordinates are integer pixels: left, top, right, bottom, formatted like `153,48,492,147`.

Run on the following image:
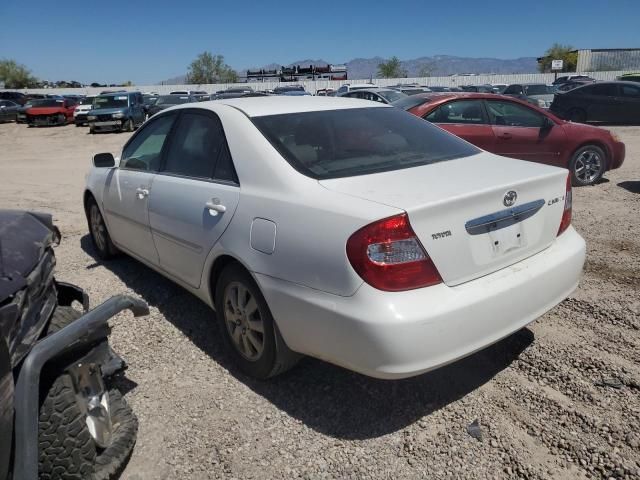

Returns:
94,95,128,109
157,95,191,105
524,85,553,96
252,107,480,180
392,95,430,110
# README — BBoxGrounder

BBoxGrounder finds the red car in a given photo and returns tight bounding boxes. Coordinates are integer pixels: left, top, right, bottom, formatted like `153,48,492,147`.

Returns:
397,93,625,186
26,98,77,127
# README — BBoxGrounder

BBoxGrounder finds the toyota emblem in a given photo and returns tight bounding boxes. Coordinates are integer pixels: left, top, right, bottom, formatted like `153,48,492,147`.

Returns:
503,190,518,207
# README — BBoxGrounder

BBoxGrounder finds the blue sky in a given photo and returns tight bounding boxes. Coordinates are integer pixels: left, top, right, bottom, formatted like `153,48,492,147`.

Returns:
2,0,639,85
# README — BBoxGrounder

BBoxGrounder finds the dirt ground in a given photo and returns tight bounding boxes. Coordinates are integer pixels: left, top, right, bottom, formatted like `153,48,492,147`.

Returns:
0,121,638,480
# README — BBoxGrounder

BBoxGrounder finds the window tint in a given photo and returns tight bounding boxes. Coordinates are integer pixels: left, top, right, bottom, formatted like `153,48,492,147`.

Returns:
424,100,486,124
590,84,618,97
163,112,226,179
486,100,545,127
121,114,175,171
252,107,480,180
621,84,640,98
214,144,239,183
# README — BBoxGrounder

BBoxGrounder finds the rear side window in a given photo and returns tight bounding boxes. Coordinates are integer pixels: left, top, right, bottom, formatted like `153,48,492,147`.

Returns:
163,112,234,180
424,100,487,124
486,100,545,128
121,114,175,171
589,84,618,97
252,107,480,180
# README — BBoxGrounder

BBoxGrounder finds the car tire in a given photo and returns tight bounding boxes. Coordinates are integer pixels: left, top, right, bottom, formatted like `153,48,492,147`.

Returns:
46,306,82,335
123,118,134,132
214,263,300,379
39,374,137,480
569,145,607,186
86,197,119,259
567,108,587,123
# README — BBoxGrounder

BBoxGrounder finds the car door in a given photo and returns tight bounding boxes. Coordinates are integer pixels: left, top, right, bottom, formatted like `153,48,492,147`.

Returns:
619,83,640,123
485,99,567,165
102,113,177,264
423,99,496,151
148,109,240,288
0,101,10,121
132,93,145,125
581,83,623,122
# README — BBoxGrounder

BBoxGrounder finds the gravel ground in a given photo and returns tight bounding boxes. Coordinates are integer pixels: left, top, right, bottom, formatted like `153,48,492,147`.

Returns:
0,122,638,480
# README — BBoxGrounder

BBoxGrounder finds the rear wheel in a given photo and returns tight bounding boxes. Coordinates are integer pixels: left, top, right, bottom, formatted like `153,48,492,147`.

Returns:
214,263,299,379
86,197,118,259
567,108,587,123
570,145,606,186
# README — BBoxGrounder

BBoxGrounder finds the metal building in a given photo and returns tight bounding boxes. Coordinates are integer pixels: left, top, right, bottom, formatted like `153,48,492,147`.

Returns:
576,48,640,72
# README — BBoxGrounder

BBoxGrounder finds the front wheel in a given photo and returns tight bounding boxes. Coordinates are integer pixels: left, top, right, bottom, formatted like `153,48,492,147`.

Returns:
123,118,134,132
570,145,606,186
214,264,299,379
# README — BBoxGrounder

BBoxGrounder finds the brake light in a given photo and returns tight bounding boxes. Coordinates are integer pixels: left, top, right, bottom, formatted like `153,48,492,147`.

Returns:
346,214,442,291
557,174,572,236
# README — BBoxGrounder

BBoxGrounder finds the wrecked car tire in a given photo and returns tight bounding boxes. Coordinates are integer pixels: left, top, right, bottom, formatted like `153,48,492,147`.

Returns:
86,197,119,260
38,374,138,480
46,306,82,335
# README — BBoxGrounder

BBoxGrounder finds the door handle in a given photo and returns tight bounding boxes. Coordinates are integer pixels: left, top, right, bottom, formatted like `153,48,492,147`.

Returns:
499,132,513,139
135,187,149,199
205,198,226,216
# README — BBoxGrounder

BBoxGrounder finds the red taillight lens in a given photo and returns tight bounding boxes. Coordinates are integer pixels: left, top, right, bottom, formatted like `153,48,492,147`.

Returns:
346,213,442,291
557,174,572,236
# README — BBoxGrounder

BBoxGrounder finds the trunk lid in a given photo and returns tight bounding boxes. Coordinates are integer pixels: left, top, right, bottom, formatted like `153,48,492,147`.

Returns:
321,152,569,286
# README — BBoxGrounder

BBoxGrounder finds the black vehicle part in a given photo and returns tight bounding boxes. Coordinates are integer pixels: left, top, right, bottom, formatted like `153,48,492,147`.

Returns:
13,295,149,480
0,338,12,480
56,281,90,311
0,211,61,367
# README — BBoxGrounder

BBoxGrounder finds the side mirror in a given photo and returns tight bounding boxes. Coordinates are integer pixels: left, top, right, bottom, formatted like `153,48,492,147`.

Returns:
93,152,116,168
541,117,554,130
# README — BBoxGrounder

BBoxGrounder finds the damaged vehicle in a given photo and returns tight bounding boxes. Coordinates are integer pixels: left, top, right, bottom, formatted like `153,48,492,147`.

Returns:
0,210,149,480
25,98,77,127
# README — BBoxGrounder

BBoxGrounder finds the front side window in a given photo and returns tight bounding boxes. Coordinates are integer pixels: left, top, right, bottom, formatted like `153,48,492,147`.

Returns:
121,114,175,171
424,100,486,124
523,85,553,96
252,107,480,180
163,112,227,179
486,100,546,127
621,84,640,98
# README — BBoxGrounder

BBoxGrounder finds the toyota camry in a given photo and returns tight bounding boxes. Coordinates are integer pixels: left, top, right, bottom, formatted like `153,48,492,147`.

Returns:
84,97,586,379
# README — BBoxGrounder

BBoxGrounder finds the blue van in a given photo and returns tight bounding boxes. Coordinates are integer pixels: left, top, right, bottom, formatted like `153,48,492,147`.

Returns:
87,91,146,133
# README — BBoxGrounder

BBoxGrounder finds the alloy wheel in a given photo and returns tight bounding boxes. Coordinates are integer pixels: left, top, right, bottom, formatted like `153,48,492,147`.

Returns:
574,149,603,184
223,281,265,361
90,204,106,252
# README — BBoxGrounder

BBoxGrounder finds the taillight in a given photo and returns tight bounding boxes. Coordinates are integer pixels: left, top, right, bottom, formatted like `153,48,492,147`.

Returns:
557,174,572,236
346,213,442,291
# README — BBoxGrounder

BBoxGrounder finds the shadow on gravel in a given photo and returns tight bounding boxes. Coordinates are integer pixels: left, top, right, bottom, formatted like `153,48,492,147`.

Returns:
618,181,640,194
81,234,534,440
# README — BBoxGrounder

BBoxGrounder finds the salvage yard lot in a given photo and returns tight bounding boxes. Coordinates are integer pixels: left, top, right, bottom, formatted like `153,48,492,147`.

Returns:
0,122,638,479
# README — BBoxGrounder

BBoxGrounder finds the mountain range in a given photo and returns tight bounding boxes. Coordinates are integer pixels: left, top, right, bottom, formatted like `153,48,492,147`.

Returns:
159,55,538,84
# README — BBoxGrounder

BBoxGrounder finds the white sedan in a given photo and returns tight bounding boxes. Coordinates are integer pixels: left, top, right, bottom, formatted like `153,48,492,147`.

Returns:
84,97,586,379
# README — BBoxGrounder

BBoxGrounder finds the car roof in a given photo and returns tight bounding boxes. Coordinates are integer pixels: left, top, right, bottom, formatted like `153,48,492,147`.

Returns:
206,96,389,117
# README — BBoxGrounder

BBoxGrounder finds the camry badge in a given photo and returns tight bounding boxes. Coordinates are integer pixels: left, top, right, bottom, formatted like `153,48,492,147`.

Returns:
503,190,518,207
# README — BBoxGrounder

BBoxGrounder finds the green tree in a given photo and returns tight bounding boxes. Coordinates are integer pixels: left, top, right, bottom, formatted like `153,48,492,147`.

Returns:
538,44,578,73
377,56,406,78
187,52,238,84
0,59,38,88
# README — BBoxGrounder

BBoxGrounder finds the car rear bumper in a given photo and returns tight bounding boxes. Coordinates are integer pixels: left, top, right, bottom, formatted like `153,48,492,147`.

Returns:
256,226,586,379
